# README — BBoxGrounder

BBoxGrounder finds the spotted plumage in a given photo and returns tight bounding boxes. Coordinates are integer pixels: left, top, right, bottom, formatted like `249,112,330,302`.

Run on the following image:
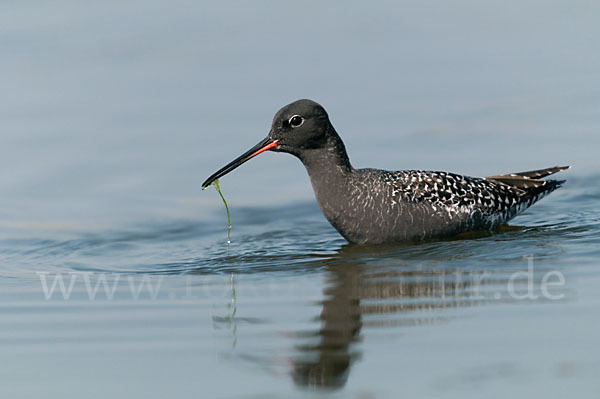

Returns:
202,99,569,245
381,168,565,227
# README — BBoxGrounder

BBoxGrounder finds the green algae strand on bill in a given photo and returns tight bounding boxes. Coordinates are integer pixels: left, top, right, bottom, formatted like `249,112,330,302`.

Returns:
203,179,231,244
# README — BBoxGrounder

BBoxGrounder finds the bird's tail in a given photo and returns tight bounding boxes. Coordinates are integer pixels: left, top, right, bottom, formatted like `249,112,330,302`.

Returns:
486,165,569,190
486,165,569,209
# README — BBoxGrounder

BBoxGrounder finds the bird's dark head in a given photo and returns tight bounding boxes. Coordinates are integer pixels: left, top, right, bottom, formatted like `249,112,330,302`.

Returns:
202,99,341,189
267,99,333,156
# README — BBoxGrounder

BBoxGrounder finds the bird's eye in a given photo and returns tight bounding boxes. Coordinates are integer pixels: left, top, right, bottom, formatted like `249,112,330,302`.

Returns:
289,115,304,127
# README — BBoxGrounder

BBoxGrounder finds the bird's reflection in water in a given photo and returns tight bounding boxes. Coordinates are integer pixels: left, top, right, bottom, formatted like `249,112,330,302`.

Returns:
290,244,509,389
212,240,561,390
292,264,363,388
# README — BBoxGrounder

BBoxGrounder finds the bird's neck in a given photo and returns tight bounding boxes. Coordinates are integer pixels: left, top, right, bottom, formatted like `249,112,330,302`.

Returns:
297,133,353,184
296,133,355,236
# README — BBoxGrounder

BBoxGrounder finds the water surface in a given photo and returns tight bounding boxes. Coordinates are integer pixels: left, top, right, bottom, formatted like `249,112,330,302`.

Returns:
1,1,599,398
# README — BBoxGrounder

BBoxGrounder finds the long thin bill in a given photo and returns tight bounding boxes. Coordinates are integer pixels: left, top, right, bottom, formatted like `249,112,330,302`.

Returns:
202,137,279,189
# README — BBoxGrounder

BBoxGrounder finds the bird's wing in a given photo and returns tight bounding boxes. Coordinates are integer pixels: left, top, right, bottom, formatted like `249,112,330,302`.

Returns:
384,170,521,211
